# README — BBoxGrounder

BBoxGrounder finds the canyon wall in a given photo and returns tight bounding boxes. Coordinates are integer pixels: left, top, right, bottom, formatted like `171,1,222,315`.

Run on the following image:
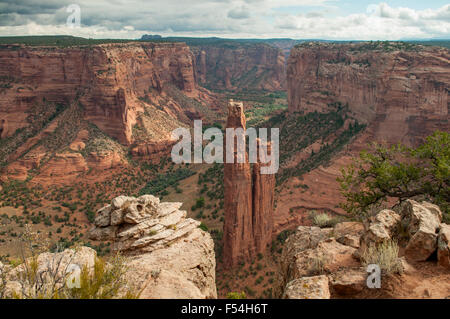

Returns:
0,41,222,183
0,42,201,145
287,42,449,145
191,43,286,92
223,101,275,268
273,42,449,232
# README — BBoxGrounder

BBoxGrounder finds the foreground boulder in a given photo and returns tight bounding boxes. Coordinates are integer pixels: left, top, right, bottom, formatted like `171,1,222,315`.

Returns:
283,275,330,299
330,268,367,295
276,226,332,295
359,209,401,255
88,194,217,299
437,224,450,269
402,200,442,261
333,222,364,248
277,201,449,299
291,238,358,279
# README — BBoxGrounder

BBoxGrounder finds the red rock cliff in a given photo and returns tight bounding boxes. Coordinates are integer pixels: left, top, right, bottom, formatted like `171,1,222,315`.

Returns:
0,42,198,144
272,42,449,233
287,42,449,145
192,43,286,92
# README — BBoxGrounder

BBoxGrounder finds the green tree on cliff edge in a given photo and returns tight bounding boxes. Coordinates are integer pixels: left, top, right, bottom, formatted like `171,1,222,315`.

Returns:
338,131,449,221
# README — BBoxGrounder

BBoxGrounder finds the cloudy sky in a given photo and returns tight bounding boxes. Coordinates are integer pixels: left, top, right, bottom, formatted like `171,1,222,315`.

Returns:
0,0,449,40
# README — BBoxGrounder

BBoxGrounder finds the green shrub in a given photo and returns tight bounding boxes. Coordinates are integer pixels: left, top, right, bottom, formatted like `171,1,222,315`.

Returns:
226,291,246,299
198,222,208,232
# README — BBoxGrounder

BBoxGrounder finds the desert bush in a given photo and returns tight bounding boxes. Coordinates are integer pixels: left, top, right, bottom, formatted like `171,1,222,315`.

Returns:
67,254,140,299
199,222,208,232
312,213,332,227
311,212,345,228
361,240,402,275
307,255,328,275
0,225,139,299
226,291,246,299
339,131,449,217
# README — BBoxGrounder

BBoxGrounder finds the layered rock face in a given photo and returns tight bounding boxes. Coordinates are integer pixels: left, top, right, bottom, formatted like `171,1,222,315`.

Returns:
0,42,198,144
0,41,220,183
191,43,286,91
252,140,276,253
223,101,275,268
287,42,449,145
274,42,449,231
88,194,217,299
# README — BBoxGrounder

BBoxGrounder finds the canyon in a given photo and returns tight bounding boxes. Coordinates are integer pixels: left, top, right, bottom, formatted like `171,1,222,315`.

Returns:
0,38,287,184
0,42,201,144
140,36,287,92
190,42,286,92
0,37,449,299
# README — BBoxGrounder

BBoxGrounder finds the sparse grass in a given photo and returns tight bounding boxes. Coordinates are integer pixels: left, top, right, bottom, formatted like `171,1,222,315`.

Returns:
307,255,328,276
311,212,346,228
0,225,140,299
312,213,333,228
361,240,402,275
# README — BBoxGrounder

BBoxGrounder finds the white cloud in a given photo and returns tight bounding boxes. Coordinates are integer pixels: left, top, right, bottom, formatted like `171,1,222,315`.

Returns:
0,1,448,39
273,3,450,40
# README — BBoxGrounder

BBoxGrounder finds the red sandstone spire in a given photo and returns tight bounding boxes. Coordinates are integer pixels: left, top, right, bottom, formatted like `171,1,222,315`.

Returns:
223,100,275,268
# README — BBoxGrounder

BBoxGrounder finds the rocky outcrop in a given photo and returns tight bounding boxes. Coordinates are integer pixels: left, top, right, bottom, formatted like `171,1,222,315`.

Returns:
277,202,450,298
437,224,450,269
334,222,364,249
283,275,330,299
359,209,401,255
191,43,286,91
287,42,449,145
276,225,356,299
402,200,442,261
252,139,276,254
330,268,367,295
88,194,217,299
288,237,358,279
223,100,275,268
223,101,254,268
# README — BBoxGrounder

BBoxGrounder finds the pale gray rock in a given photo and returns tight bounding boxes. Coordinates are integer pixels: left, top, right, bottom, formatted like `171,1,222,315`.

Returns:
88,194,217,299
283,275,330,299
87,225,118,241
359,209,401,254
402,200,441,261
111,195,135,209
94,204,112,227
437,223,450,269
